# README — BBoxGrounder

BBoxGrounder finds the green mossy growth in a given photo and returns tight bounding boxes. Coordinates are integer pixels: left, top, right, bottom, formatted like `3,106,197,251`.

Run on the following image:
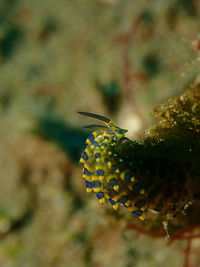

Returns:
117,82,200,233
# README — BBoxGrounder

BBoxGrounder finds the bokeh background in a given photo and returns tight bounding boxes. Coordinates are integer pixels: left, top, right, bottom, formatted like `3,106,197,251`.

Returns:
0,0,200,266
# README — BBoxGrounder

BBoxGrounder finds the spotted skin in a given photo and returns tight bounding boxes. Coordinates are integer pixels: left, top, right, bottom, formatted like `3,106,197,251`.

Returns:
79,112,148,220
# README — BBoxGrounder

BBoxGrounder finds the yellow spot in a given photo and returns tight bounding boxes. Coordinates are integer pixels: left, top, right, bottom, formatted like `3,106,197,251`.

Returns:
83,175,92,181
91,175,96,181
84,164,93,173
112,194,120,202
79,158,85,163
140,189,145,195
105,193,110,199
93,187,101,192
99,198,105,204
113,185,119,191
86,188,92,193
120,173,125,180
124,200,131,207
127,207,135,213
106,175,111,182
115,169,120,173
107,162,112,168
106,175,118,184
93,131,100,138
84,148,91,156
112,203,119,210
139,214,146,221
103,132,110,137
131,177,135,182
112,191,126,202
85,132,98,144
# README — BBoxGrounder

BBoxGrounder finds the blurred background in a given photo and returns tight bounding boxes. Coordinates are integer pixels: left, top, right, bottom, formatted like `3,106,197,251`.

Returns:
0,0,200,266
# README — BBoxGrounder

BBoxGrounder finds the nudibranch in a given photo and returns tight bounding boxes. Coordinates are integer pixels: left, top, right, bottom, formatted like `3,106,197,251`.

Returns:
78,112,147,220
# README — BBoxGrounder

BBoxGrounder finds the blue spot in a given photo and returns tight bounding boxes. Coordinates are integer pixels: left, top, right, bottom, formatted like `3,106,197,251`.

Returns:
125,172,132,182
83,168,91,176
135,200,146,208
116,129,123,134
93,181,101,188
81,151,88,160
109,199,116,205
114,155,120,161
111,165,117,171
118,196,128,204
94,153,101,159
97,169,105,176
96,192,104,199
104,136,109,140
85,181,93,188
101,142,106,146
92,141,99,147
154,204,163,212
132,210,143,217
109,179,118,186
88,134,94,141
